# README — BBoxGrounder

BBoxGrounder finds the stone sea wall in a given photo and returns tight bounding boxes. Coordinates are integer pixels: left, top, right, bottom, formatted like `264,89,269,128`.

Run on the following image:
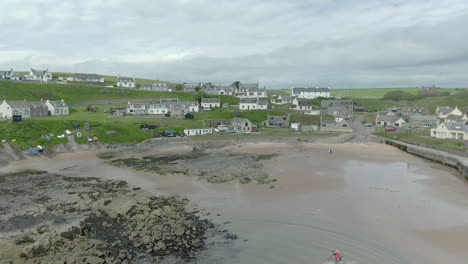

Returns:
376,137,468,179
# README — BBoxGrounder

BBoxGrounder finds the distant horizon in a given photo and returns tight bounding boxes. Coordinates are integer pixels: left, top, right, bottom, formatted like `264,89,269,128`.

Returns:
3,68,467,90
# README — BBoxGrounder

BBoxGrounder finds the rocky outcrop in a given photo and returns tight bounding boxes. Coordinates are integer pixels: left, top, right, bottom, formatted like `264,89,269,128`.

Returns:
108,150,277,184
0,170,232,263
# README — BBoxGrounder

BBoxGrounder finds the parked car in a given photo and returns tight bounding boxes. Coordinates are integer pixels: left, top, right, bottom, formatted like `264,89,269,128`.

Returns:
203,107,212,111
385,127,396,132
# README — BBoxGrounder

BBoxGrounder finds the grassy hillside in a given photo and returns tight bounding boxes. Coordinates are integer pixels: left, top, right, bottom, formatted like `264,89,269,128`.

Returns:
0,80,238,104
411,91,468,113
50,72,172,86
331,87,466,99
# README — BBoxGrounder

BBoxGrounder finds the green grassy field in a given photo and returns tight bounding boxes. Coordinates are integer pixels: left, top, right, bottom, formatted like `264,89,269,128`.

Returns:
0,80,239,105
374,131,466,150
331,87,466,99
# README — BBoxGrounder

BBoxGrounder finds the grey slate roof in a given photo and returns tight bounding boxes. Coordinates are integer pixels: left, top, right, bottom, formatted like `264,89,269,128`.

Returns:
258,100,268,106
232,117,250,123
201,98,220,103
240,98,259,104
118,76,134,82
410,115,437,121
321,100,353,107
436,106,453,115
297,99,312,107
292,87,329,94
444,114,464,122
49,101,68,107
31,69,48,76
239,83,259,89
75,73,103,80
443,122,468,131
5,100,47,108
377,115,400,122
141,82,167,88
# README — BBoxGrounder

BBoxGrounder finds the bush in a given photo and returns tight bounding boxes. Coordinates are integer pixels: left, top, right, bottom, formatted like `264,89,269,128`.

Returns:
383,90,416,101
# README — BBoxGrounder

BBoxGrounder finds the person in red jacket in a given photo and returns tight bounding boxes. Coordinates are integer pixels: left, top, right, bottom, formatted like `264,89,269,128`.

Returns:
333,249,341,264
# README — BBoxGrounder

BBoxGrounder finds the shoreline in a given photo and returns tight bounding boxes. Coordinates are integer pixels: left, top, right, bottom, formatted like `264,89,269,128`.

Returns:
2,140,468,263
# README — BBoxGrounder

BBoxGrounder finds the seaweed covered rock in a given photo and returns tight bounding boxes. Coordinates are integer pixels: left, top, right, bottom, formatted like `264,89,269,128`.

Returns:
0,170,223,263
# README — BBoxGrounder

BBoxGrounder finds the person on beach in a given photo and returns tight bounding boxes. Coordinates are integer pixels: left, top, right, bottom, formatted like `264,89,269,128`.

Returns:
332,249,341,264
329,149,333,153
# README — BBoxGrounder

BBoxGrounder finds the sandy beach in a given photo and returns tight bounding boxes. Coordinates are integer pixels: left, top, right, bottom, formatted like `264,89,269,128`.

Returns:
2,141,468,264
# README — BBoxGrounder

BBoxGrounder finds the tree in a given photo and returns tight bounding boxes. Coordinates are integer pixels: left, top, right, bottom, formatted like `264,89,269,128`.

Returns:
175,84,183,91
195,85,201,92
383,90,416,101
232,81,240,89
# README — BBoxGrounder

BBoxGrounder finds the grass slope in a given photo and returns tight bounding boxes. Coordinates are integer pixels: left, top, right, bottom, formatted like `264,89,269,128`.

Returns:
0,80,238,105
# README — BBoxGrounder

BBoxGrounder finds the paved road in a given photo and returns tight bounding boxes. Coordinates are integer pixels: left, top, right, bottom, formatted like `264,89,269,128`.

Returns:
348,114,374,143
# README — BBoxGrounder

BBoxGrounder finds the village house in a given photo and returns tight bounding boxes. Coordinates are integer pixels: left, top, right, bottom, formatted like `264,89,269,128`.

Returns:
431,122,468,140
232,117,255,133
183,83,199,92
444,113,468,123
419,85,440,96
45,99,69,115
126,103,148,115
26,69,52,82
320,119,353,132
57,75,74,82
234,82,268,98
112,108,126,117
398,107,425,116
218,85,234,95
0,100,49,119
140,82,170,92
266,115,290,128
10,73,25,80
0,69,14,79
409,115,438,129
201,98,221,108
117,76,136,88
436,106,459,119
239,97,268,110
376,114,407,127
291,98,313,111
325,106,352,119
74,73,104,82
321,100,353,110
207,119,232,129
304,109,322,115
127,99,199,116
183,128,213,136
271,95,293,105
291,87,330,99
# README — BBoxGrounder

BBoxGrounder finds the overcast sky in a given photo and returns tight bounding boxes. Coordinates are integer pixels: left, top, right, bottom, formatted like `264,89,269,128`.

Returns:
1,0,468,88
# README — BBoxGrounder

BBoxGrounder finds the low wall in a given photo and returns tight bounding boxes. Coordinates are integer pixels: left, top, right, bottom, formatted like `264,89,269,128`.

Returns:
376,137,468,179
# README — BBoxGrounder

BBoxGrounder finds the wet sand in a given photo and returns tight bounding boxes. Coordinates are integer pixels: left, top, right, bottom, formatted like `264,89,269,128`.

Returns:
2,142,468,264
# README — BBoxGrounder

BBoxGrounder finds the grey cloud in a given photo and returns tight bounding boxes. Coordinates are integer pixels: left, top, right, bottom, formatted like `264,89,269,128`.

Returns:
1,0,468,88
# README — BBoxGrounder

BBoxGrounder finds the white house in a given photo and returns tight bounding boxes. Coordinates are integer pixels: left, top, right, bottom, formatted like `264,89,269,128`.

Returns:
376,114,407,127
234,82,268,98
0,100,49,119
117,76,136,88
292,87,330,99
126,103,148,115
183,128,213,136
436,105,463,119
291,98,313,111
140,82,170,91
45,99,69,115
304,109,321,115
201,98,221,108
239,97,268,110
431,122,468,140
74,73,104,82
232,117,253,133
0,69,14,79
27,69,52,82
